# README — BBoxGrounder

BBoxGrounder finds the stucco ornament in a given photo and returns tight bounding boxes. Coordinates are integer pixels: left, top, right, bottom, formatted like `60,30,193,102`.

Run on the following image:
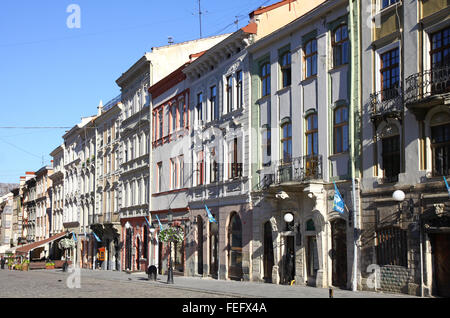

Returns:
434,203,445,216
158,227,184,243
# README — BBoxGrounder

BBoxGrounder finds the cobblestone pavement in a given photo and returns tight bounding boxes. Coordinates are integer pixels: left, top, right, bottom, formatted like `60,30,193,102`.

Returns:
0,268,417,298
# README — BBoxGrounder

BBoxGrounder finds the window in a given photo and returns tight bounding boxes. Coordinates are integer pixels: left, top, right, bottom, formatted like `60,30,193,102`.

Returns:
304,39,318,78
209,86,217,121
333,25,349,67
197,151,204,186
281,120,292,163
376,226,407,266
280,51,292,88
171,158,177,190
210,148,218,183
381,0,399,9
381,133,400,182
334,106,349,153
261,62,271,97
179,155,184,187
236,71,243,108
179,98,185,128
261,126,271,167
158,109,163,139
431,113,450,176
157,162,162,192
431,27,450,68
306,114,318,156
196,93,203,124
171,104,176,133
226,76,233,113
229,138,242,179
380,48,400,99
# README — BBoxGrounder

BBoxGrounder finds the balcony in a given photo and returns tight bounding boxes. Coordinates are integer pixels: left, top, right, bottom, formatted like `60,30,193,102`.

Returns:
275,155,323,185
405,64,450,117
256,173,275,190
369,86,403,124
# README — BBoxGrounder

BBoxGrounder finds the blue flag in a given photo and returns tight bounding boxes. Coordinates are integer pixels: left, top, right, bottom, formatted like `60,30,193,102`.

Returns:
155,215,164,230
144,216,152,228
443,177,450,198
333,181,345,214
71,232,77,242
205,205,218,223
92,232,101,242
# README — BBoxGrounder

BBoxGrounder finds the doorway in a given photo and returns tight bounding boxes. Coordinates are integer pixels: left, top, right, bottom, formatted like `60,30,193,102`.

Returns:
433,233,450,297
331,218,347,288
306,236,318,285
263,221,274,283
136,237,141,271
209,221,219,279
197,216,204,275
284,235,295,284
228,212,243,280
125,228,132,271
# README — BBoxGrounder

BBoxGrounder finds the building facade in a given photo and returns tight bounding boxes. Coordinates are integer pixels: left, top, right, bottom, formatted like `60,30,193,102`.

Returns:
248,0,361,289
360,0,450,297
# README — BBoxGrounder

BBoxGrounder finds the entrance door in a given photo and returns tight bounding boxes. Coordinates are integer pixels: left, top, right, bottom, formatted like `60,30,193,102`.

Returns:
263,221,274,283
331,219,347,288
307,236,318,285
434,233,450,297
136,237,141,271
125,228,132,271
197,216,204,275
228,213,243,280
284,236,295,284
158,241,163,274
210,221,219,279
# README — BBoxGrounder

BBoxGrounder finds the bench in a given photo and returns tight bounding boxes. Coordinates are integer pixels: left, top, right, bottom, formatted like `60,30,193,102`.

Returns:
54,260,72,268
28,262,46,270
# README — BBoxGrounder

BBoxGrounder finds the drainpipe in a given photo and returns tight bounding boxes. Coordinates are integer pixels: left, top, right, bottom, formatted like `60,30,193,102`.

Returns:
349,0,359,292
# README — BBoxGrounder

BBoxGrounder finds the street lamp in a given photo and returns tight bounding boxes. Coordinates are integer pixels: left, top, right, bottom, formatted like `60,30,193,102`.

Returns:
392,190,414,220
167,210,174,284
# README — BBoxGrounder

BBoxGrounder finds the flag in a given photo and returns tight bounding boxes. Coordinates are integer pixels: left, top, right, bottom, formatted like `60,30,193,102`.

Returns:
205,205,218,223
71,232,77,242
144,215,152,228
155,215,164,230
333,181,345,214
92,232,101,242
443,176,450,198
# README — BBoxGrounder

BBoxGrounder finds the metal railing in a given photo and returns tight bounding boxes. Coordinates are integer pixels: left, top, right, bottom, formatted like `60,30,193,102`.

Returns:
369,86,403,120
275,155,323,184
405,64,450,104
256,173,275,190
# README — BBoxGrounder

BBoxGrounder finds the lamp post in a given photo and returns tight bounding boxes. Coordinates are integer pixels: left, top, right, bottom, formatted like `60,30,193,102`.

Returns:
167,211,174,284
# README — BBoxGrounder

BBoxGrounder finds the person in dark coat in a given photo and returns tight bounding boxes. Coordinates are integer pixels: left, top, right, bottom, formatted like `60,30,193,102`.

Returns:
285,251,295,284
1,257,5,269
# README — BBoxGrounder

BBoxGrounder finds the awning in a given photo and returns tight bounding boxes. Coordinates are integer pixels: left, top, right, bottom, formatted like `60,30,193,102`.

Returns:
15,232,69,254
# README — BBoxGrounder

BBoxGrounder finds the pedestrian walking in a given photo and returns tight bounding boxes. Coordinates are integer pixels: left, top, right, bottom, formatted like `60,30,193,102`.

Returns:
0,257,5,270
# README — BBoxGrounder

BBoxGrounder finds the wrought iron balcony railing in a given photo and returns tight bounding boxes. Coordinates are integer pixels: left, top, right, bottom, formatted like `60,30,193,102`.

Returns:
369,86,403,121
275,155,323,184
405,64,450,104
256,173,274,190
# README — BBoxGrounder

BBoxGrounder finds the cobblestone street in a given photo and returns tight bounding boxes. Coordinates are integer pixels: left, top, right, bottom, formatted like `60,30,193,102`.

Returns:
0,268,417,298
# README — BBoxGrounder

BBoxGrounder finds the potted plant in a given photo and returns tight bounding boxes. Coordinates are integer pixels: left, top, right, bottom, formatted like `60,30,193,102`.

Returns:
7,259,14,270
15,264,22,270
22,259,30,271
45,262,55,269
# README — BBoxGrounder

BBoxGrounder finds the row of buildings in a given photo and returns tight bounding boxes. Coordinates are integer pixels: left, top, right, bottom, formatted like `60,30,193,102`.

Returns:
1,0,450,297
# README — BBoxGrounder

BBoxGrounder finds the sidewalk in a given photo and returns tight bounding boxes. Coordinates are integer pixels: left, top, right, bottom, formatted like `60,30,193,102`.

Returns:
77,269,417,298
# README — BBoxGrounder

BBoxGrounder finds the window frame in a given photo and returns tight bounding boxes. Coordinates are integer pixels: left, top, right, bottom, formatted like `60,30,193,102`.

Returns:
332,24,349,68
305,113,318,156
280,51,292,88
236,70,243,108
260,62,271,98
333,106,349,154
280,120,292,163
304,39,318,79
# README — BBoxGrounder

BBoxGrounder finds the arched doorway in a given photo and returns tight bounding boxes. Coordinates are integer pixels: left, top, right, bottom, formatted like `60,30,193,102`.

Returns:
228,212,243,280
263,221,274,283
331,218,347,288
125,228,132,271
209,219,218,279
306,219,318,286
197,216,204,275
136,236,141,271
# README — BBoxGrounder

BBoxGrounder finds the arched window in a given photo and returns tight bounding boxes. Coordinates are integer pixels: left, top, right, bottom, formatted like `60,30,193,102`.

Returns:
261,62,271,97
332,24,349,67
305,113,318,156
304,39,317,78
430,112,450,176
334,106,349,153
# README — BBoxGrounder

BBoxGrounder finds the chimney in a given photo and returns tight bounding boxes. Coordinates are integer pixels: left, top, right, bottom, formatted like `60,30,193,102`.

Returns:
97,100,103,115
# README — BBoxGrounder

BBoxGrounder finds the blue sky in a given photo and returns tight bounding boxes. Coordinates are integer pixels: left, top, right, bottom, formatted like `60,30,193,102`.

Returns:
0,0,276,183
